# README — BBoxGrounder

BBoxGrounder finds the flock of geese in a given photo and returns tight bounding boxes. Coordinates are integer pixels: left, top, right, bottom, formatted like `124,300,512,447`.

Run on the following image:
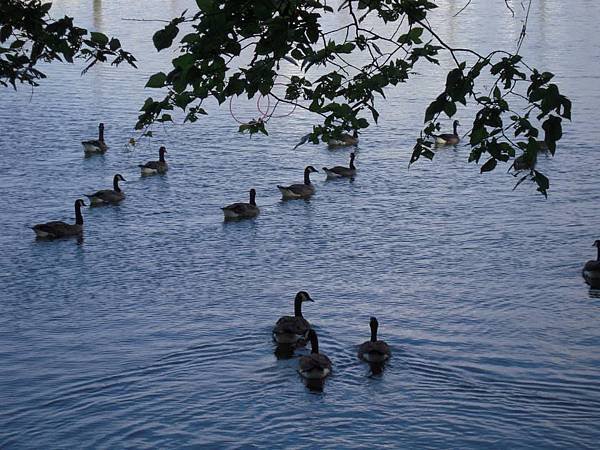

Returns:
30,120,600,384
273,291,391,381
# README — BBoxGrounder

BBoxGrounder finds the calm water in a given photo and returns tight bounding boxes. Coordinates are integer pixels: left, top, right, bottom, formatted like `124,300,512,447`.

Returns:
1,1,599,448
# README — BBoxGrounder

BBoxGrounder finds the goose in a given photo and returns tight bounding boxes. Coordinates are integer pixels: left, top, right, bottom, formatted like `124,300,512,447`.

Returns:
85,174,126,205
328,130,359,147
512,152,537,171
32,199,86,239
273,291,314,345
358,317,391,363
299,329,332,379
222,188,260,220
323,152,357,179
277,166,318,200
583,240,600,289
82,123,108,154
435,120,460,145
139,146,168,175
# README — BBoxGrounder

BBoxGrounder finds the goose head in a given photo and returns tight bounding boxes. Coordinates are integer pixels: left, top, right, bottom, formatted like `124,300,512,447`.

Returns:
159,146,167,157
453,120,460,134
305,166,318,174
114,173,126,183
75,199,87,208
296,291,314,303
593,240,600,248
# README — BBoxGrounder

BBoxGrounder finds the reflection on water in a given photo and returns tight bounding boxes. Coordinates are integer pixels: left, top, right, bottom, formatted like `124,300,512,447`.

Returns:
1,0,600,448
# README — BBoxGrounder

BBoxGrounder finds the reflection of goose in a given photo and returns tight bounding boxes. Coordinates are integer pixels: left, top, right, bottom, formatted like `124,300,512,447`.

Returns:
358,317,391,363
139,146,168,175
328,130,359,147
435,120,460,145
85,174,126,205
323,152,356,178
222,189,259,220
277,166,318,200
32,199,86,239
273,291,314,345
299,329,332,379
82,123,108,154
583,240,600,289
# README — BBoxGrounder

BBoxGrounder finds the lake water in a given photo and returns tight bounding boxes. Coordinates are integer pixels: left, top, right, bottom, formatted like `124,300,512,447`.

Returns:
1,1,599,448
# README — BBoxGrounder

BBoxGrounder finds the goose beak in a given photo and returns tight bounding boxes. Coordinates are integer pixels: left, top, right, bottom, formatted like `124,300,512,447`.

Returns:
307,295,314,302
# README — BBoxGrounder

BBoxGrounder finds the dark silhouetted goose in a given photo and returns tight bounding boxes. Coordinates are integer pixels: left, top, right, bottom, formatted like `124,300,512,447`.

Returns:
358,317,391,363
82,123,108,154
583,240,600,289
299,329,332,379
328,130,359,147
32,199,86,239
512,152,537,171
85,174,126,205
273,291,314,345
323,152,356,178
139,146,168,175
277,166,318,200
435,120,460,145
222,188,259,220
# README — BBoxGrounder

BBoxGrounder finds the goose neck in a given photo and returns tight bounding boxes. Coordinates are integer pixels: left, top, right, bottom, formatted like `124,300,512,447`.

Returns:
99,126,105,142
303,169,312,185
370,322,378,342
75,202,84,225
597,246,600,261
113,177,121,192
310,332,319,354
349,154,356,170
249,191,256,206
294,297,304,317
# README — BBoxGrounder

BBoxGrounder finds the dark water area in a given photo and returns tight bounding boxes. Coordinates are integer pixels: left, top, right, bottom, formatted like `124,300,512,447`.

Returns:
1,1,599,448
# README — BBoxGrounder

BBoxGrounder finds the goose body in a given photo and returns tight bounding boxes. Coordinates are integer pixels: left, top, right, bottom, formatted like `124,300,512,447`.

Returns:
435,120,460,145
358,317,391,363
222,188,259,220
32,199,86,239
277,166,318,200
299,329,332,379
139,146,168,175
328,131,359,147
85,174,126,205
323,152,356,178
273,291,314,345
512,154,536,171
583,241,600,289
82,123,108,154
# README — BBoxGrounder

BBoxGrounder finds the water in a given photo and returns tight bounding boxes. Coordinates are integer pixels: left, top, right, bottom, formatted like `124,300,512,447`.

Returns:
1,1,599,448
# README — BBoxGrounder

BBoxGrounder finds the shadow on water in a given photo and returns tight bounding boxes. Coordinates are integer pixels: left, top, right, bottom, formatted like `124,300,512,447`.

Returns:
274,344,296,360
303,377,326,393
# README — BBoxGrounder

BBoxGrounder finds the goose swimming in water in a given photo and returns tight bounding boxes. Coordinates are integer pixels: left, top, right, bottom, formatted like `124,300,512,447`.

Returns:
277,166,318,200
328,130,359,147
82,123,108,154
32,199,86,239
222,188,259,220
358,317,391,363
435,120,460,145
139,146,168,175
583,240,600,289
273,291,314,345
323,152,357,179
85,174,126,205
299,329,332,379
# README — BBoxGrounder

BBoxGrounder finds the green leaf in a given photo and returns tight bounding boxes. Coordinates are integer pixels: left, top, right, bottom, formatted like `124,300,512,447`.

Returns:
90,32,109,47
146,72,167,88
196,0,213,11
480,158,497,173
